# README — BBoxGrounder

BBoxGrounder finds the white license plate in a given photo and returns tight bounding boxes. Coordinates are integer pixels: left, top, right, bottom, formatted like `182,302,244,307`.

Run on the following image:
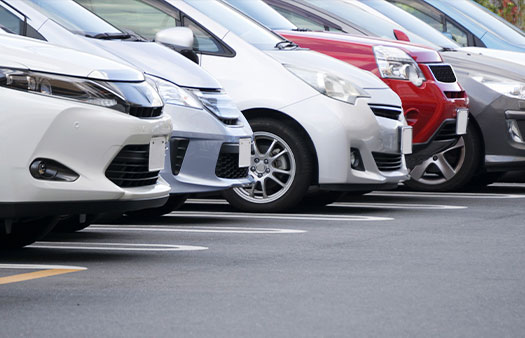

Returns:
456,108,469,135
400,126,413,155
149,137,166,171
239,138,251,168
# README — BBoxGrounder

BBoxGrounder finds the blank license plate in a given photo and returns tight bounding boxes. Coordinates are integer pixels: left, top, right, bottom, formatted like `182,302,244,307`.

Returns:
401,126,413,155
456,108,469,135
149,137,166,171
239,138,251,168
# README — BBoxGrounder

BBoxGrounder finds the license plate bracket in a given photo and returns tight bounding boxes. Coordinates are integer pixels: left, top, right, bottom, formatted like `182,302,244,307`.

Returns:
239,138,251,168
400,126,413,155
456,108,469,135
149,137,166,171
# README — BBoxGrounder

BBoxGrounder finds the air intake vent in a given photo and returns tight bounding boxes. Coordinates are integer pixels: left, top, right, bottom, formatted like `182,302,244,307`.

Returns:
170,138,189,176
429,65,457,83
106,145,160,187
444,91,466,99
372,152,403,171
434,120,457,141
368,104,403,120
215,144,249,179
129,106,163,118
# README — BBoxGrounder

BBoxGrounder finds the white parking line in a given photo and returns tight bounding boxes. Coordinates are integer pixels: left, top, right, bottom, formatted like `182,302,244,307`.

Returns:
30,242,208,252
166,211,393,222
89,225,306,234
369,191,525,199
332,202,466,210
0,264,87,270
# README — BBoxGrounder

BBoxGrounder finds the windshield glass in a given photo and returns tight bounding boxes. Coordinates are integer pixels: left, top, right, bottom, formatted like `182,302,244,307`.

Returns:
183,0,284,49
24,0,122,36
448,0,525,44
301,0,438,48
224,0,297,30
362,0,459,50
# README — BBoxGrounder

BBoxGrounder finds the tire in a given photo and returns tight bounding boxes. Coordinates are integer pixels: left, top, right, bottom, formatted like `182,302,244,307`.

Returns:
468,172,503,188
300,191,346,207
405,124,482,191
0,217,59,249
126,195,188,218
223,118,315,212
52,214,97,233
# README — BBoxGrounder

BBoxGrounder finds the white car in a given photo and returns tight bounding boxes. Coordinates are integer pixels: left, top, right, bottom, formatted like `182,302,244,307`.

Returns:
0,33,172,248
78,0,412,212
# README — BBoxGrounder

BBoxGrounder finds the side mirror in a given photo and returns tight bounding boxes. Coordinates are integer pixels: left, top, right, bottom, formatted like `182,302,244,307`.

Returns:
155,27,194,50
393,29,410,42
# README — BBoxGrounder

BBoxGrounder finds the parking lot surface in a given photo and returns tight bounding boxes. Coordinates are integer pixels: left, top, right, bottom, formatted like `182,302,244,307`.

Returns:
2,184,525,337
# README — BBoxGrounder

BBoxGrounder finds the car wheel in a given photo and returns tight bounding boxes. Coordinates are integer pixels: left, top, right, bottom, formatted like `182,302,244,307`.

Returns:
223,118,314,212
126,195,188,218
405,124,482,191
0,217,59,249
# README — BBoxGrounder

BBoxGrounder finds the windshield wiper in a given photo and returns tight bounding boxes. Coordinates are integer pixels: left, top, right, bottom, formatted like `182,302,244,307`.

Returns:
86,32,132,40
275,39,298,50
440,47,458,52
292,28,311,32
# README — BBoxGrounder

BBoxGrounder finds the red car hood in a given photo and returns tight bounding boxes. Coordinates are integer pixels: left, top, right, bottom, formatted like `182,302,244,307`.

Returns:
276,30,442,63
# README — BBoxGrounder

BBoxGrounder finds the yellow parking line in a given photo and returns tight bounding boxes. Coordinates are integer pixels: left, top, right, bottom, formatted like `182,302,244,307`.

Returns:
0,268,83,285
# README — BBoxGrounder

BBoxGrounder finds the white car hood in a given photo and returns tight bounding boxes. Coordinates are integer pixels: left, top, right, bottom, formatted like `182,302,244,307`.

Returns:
460,47,525,67
0,34,144,81
264,48,390,90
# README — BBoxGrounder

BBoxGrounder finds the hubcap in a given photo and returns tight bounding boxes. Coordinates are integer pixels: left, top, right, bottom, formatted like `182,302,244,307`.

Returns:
233,131,296,204
410,137,466,185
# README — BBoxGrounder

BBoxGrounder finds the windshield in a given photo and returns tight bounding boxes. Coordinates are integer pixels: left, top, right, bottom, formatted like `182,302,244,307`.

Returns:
223,0,297,30
24,0,122,36
447,0,525,45
183,0,284,49
301,0,438,48
362,0,459,50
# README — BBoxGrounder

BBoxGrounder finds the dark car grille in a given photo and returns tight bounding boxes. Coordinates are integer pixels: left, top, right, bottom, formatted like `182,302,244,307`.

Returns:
434,120,458,141
372,152,403,171
106,145,160,188
220,118,239,125
369,104,403,120
170,138,189,176
429,65,457,83
215,144,249,179
129,106,163,118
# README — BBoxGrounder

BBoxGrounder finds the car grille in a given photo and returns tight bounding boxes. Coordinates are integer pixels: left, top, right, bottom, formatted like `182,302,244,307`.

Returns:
106,145,160,187
429,65,457,83
129,106,163,118
219,118,239,125
372,152,403,171
170,138,189,176
368,104,403,120
215,144,249,179
444,91,466,99
434,120,457,141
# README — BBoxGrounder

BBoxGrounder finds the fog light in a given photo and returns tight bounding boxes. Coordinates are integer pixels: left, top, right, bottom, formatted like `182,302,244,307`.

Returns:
507,120,525,143
30,159,79,182
350,148,365,171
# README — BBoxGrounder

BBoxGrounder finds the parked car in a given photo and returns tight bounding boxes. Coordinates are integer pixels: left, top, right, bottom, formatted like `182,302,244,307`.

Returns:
0,0,253,218
0,33,172,248
300,0,525,189
224,0,470,191
388,0,525,52
76,0,412,211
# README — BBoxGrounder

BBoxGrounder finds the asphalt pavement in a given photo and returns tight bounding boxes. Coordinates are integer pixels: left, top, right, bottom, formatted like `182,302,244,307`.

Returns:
2,184,525,337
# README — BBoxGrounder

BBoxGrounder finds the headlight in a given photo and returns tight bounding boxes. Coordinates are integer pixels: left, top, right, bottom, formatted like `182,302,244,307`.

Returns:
284,64,370,104
188,89,241,120
145,74,202,109
0,68,127,111
374,46,425,87
472,74,525,100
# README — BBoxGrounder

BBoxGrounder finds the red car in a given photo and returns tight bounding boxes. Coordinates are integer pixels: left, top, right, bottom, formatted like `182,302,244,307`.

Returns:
224,0,470,191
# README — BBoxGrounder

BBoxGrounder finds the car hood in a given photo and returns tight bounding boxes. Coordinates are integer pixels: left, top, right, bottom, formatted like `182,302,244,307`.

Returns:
442,50,525,81
265,48,389,89
89,39,221,89
277,30,442,63
0,34,144,81
460,47,525,67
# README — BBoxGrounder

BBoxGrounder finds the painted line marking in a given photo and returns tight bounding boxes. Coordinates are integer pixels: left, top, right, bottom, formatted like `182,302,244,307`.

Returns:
0,264,86,285
30,242,208,252
332,202,466,210
369,191,525,199
89,225,306,234
166,211,393,222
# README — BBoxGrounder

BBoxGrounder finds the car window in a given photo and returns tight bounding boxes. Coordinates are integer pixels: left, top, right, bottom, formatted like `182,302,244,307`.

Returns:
75,0,178,40
394,2,443,31
445,19,467,47
182,16,225,53
224,0,297,30
0,5,22,34
271,5,342,32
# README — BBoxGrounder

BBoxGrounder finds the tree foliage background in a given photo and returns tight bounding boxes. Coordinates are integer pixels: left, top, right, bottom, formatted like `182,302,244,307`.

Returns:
475,0,524,30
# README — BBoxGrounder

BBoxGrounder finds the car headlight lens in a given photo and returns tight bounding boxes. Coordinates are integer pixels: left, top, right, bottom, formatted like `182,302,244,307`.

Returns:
187,89,241,120
145,74,202,109
284,64,369,104
374,46,425,87
0,67,129,111
472,74,525,100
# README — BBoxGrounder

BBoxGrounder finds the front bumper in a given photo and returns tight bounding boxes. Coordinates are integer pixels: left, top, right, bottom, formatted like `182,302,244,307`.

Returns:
282,92,410,189
161,104,253,194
